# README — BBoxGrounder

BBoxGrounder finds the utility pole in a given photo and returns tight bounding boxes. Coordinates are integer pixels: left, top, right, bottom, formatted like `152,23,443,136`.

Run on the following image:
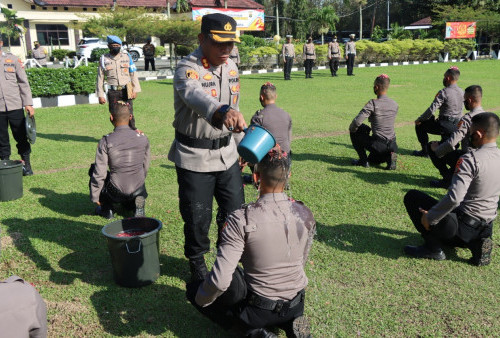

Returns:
224,0,227,9
359,5,362,39
387,0,390,30
276,1,280,38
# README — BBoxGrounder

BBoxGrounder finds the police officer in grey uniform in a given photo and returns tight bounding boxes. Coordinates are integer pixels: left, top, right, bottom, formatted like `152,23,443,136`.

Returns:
169,13,246,281
0,275,47,337
229,45,240,67
345,34,356,76
0,39,35,175
32,41,47,67
327,36,340,77
413,66,464,157
349,74,398,170
428,85,484,188
404,112,500,266
89,103,150,219
186,150,315,337
96,35,141,129
302,37,315,79
282,35,295,80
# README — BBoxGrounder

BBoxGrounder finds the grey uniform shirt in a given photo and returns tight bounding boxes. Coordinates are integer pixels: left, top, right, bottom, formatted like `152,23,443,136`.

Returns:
0,52,33,112
195,193,316,306
229,45,240,65
33,47,47,66
345,41,356,56
417,84,464,122
349,95,398,141
168,47,241,172
96,52,142,98
303,43,316,60
250,103,292,154
0,276,47,338
90,125,150,203
282,43,295,58
435,106,485,158
427,142,500,225
328,42,340,59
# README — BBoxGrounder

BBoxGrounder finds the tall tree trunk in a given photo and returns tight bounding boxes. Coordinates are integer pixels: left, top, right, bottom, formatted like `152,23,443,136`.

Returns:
359,5,362,39
371,0,378,38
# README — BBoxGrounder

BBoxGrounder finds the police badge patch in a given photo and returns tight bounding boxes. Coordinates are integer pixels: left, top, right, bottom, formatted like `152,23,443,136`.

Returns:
186,69,199,80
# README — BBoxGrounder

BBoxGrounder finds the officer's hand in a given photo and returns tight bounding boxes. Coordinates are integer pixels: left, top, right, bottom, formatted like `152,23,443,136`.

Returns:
414,119,421,126
129,92,137,99
224,109,247,133
99,97,106,105
239,157,248,171
419,208,430,231
25,106,35,117
135,129,145,136
430,141,439,152
95,201,101,206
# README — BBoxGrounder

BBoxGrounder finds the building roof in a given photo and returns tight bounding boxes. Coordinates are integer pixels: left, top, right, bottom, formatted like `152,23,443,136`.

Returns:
408,17,432,27
31,0,264,9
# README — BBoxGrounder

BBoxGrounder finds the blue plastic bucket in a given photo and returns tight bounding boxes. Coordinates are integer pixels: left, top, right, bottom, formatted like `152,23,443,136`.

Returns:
237,125,276,163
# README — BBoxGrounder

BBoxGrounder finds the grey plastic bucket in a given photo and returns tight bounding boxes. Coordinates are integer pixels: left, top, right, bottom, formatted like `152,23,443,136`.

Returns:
102,217,162,287
0,160,23,202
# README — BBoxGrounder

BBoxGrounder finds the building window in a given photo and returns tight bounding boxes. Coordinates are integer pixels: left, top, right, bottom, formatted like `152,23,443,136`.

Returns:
93,8,97,11
7,4,13,9
35,24,69,46
1,36,21,46
83,8,87,11
42,7,47,10
64,7,68,11
31,5,36,10
53,7,57,10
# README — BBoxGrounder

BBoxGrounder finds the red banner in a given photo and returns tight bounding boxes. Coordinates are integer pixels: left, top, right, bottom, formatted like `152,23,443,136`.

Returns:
445,22,476,39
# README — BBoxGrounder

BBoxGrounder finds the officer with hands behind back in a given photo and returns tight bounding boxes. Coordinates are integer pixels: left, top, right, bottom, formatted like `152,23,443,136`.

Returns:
168,13,246,282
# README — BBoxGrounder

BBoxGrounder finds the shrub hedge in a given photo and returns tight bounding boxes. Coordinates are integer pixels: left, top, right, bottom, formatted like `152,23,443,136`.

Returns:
27,66,97,97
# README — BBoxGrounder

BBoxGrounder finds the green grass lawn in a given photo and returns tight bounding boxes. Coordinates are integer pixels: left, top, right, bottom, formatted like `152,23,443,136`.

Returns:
1,60,500,337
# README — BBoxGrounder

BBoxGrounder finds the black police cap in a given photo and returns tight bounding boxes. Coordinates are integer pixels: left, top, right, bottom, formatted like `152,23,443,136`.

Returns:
201,13,240,43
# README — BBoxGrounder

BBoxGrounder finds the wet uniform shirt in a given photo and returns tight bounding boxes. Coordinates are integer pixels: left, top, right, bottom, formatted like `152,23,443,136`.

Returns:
96,52,141,99
345,41,356,56
328,42,340,59
349,95,398,141
90,125,150,203
168,47,241,172
33,46,47,66
0,52,33,112
196,193,316,306
250,103,292,154
435,106,485,158
303,43,316,60
282,43,295,58
427,142,500,225
417,84,464,122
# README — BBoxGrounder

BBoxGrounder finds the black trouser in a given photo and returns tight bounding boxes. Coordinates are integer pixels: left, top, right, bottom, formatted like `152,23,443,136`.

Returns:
284,56,293,80
107,88,136,130
144,57,155,71
0,108,30,159
346,53,355,75
187,268,305,336
88,164,147,211
428,146,464,184
415,116,458,152
304,59,314,77
329,57,339,76
350,124,397,164
403,189,492,252
176,162,245,259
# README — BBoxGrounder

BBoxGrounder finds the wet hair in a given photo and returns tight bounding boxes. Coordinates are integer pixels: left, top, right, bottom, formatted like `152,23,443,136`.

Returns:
445,66,460,81
374,74,390,91
112,102,131,123
260,82,277,100
464,85,482,101
255,147,290,187
471,112,499,138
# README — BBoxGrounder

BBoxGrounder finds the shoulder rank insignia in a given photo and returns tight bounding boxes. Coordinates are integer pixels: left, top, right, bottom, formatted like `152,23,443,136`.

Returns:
229,69,237,77
203,73,212,81
454,158,464,174
201,57,210,69
211,89,217,97
186,69,199,80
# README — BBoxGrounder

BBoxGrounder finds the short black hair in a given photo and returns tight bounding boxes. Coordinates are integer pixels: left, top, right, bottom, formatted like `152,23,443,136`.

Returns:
112,102,131,123
260,82,277,100
471,112,500,138
255,149,290,186
374,74,390,91
464,85,482,101
445,67,460,81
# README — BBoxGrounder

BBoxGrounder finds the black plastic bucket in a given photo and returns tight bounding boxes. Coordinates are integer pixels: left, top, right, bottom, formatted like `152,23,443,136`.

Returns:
0,160,23,202
102,217,162,287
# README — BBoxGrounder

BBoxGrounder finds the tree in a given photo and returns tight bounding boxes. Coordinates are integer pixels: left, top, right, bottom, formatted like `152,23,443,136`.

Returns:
175,0,190,13
286,0,311,40
155,19,200,65
350,0,367,39
0,8,25,51
310,6,339,44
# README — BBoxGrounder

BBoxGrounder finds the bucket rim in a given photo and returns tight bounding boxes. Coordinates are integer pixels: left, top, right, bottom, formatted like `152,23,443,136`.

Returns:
0,159,23,169
246,124,276,144
101,217,163,240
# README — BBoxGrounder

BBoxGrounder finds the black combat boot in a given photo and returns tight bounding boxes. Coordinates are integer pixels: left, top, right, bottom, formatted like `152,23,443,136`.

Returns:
404,245,446,261
134,196,145,217
189,256,208,282
291,316,312,338
351,159,369,168
386,152,397,170
468,237,493,266
21,154,33,176
246,328,277,338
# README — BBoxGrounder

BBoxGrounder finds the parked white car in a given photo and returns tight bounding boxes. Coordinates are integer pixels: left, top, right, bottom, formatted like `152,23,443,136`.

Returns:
76,37,144,61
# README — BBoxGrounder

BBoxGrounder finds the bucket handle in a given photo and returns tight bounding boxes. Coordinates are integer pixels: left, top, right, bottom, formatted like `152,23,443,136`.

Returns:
125,240,142,254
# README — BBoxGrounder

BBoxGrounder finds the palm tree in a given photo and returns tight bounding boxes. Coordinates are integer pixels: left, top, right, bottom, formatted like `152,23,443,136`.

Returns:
0,8,25,51
175,0,189,13
311,6,339,45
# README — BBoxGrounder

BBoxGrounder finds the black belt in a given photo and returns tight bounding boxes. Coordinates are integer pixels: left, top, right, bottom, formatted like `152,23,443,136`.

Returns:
247,289,304,315
175,130,231,150
285,55,293,58
438,115,460,122
305,53,314,56
35,57,46,59
456,210,491,229
109,85,127,91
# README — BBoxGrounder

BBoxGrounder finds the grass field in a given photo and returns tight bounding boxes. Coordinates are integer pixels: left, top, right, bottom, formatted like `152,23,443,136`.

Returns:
1,60,500,337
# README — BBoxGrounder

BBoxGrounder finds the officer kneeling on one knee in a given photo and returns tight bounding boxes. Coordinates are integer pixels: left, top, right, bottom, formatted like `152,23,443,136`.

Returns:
403,112,500,266
186,148,316,337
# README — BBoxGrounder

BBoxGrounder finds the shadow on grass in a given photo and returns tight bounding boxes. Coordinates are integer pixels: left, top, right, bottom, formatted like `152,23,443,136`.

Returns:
30,188,90,217
160,164,176,170
316,222,418,259
37,132,100,143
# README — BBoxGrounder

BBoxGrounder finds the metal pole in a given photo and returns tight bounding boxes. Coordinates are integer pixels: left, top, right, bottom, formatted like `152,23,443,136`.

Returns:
359,5,362,39
224,0,228,9
276,2,280,38
387,0,389,31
